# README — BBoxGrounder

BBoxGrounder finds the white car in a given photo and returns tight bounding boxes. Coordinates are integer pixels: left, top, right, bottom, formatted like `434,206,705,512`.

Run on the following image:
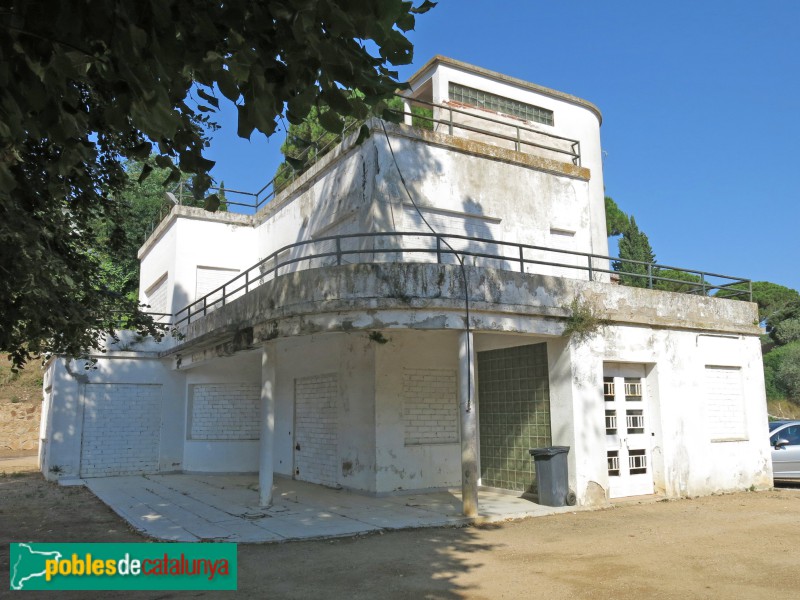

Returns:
769,420,800,480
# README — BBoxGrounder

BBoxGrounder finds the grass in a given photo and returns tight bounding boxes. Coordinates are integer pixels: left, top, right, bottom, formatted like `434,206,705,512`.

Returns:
767,398,800,420
0,357,43,404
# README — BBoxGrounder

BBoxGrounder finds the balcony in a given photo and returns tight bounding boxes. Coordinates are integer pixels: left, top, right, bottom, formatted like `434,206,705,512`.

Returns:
163,231,750,327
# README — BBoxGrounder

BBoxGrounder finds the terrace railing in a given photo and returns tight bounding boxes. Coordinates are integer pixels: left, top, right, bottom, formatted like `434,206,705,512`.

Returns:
159,96,582,217
165,231,751,327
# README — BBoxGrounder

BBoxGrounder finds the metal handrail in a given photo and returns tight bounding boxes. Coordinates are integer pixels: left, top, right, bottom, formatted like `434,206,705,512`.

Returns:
163,95,584,216
402,96,581,166
167,231,751,327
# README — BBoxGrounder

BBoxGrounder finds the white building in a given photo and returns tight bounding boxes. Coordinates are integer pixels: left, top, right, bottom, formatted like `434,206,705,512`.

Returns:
40,57,773,514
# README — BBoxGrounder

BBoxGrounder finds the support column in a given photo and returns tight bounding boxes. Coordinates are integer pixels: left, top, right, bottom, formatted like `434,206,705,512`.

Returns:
259,343,276,507
459,331,478,517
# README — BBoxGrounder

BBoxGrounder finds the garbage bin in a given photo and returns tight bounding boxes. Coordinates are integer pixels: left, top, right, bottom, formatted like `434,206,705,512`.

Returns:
529,446,574,507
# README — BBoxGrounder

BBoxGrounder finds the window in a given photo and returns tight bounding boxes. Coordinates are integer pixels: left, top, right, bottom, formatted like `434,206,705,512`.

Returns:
771,425,800,446
603,377,615,400
448,82,554,126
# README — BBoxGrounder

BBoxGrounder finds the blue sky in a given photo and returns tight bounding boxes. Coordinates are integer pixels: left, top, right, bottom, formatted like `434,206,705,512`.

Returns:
204,0,800,291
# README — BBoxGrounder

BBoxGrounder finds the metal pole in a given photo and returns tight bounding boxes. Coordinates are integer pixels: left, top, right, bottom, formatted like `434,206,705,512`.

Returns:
436,236,442,264
519,245,525,272
336,237,342,266
588,256,594,282
647,264,653,289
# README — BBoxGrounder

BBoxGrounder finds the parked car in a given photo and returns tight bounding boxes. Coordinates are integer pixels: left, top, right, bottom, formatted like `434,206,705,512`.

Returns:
769,420,800,480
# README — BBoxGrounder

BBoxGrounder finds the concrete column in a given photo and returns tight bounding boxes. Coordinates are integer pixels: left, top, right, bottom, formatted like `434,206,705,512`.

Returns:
459,331,479,517
259,343,276,507
403,98,412,126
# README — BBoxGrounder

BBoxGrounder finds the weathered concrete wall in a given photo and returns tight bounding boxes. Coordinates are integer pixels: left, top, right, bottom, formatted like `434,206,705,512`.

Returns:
416,58,607,260
182,352,261,473
138,208,255,317
40,354,184,481
138,109,604,325
272,333,377,492
171,263,760,360
561,326,772,504
374,330,462,493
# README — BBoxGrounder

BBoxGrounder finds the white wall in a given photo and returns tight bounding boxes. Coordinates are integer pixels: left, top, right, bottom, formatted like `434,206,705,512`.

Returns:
41,355,184,480
273,333,377,492
562,326,772,503
138,212,256,319
430,62,607,259
182,352,262,473
374,330,462,493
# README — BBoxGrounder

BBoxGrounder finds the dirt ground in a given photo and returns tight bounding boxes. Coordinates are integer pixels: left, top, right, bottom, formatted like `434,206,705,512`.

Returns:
1,464,798,600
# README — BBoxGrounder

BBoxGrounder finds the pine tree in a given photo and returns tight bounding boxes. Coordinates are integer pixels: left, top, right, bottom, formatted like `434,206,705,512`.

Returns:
613,217,656,288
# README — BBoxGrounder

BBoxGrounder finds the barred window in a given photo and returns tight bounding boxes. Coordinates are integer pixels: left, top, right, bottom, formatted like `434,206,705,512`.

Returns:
449,82,554,126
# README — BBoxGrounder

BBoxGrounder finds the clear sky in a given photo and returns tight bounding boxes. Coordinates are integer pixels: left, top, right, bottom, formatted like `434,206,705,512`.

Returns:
204,0,800,291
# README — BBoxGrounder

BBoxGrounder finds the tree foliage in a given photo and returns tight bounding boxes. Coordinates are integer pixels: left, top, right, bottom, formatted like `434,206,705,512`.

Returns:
604,196,629,238
612,217,656,287
0,0,435,368
272,95,432,191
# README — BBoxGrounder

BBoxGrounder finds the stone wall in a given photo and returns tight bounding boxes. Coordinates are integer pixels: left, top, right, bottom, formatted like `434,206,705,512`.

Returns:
0,401,41,453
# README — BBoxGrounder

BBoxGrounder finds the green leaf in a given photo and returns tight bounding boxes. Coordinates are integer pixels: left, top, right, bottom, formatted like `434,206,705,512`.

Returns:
397,13,415,31
318,109,344,134
204,193,221,212
217,69,240,101
237,104,255,139
137,164,153,183
285,156,306,171
197,88,220,109
411,1,437,14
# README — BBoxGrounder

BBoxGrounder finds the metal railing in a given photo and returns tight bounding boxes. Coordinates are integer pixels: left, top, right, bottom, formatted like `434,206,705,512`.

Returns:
166,232,751,327
160,95,583,217
402,96,581,166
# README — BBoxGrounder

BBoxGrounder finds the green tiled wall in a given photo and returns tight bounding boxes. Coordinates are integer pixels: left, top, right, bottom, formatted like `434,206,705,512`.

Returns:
478,343,551,492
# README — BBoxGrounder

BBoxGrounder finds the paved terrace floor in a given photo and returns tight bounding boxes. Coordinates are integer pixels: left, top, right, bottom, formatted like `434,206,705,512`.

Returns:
83,474,577,543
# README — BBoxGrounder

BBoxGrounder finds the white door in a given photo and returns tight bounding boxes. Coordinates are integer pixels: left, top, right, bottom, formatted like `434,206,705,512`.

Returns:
603,365,654,498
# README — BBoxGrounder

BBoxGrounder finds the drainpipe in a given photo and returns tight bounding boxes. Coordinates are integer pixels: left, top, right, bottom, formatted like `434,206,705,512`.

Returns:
459,331,478,517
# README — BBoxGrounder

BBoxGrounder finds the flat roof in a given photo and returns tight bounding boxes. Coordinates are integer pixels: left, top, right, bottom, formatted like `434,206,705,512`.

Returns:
408,55,602,124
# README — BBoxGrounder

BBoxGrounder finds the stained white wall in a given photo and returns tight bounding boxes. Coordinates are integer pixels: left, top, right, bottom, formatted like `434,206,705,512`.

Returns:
272,333,377,492
182,352,261,473
139,212,256,318
374,330,462,493
40,355,184,480
419,60,606,259
562,326,772,504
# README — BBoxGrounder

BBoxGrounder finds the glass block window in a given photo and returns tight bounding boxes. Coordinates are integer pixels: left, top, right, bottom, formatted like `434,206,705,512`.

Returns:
449,82,554,126
478,343,551,493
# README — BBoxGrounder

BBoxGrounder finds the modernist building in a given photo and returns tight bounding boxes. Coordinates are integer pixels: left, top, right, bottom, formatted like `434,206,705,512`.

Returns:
40,57,773,515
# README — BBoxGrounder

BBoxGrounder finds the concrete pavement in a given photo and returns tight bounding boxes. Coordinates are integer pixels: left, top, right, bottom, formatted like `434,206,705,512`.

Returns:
84,473,577,543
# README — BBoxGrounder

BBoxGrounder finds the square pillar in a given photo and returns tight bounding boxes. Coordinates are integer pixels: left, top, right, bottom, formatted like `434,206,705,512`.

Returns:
459,331,478,517
259,342,276,507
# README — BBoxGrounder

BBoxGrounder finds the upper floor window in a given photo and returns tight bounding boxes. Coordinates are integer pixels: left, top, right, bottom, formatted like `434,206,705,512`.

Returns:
448,82,554,126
